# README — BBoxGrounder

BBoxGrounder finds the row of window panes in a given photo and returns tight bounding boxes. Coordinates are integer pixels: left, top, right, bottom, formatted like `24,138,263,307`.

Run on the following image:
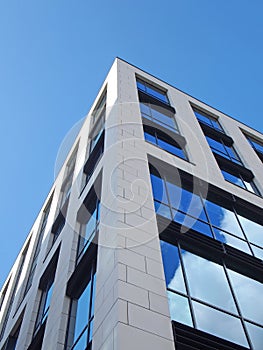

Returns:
193,109,223,132
150,173,263,259
140,102,179,132
246,135,263,162
92,92,106,124
136,79,169,104
138,80,261,197
0,245,28,341
161,240,263,350
222,170,260,195
206,135,242,165
34,281,54,334
68,270,96,350
138,82,261,196
77,200,100,264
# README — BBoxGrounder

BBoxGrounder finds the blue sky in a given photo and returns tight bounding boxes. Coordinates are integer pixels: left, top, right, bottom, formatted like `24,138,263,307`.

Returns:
0,0,263,287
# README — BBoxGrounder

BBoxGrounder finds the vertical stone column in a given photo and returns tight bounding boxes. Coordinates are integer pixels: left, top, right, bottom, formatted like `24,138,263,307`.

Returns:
92,59,175,350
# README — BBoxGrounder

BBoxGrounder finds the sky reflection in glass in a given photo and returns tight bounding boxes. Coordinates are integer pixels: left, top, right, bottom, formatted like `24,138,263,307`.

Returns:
167,291,193,327
245,322,263,350
151,172,263,257
192,301,249,347
160,240,186,293
161,242,263,348
182,251,237,313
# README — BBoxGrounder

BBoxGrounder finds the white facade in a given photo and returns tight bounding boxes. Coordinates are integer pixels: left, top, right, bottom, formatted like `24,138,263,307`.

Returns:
0,58,262,350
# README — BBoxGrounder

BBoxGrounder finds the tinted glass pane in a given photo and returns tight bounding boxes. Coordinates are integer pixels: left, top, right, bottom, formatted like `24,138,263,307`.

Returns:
251,245,263,260
237,215,263,247
173,209,212,237
245,321,263,350
194,110,222,131
194,111,212,126
166,181,182,209
154,201,171,219
167,291,193,326
151,109,175,128
146,85,168,103
158,139,186,159
43,283,54,317
214,229,251,254
150,174,168,203
72,328,88,350
160,241,186,293
182,251,237,313
74,282,91,343
227,269,263,325
211,119,223,131
169,186,207,221
173,210,187,226
140,102,150,115
225,145,240,162
222,170,245,189
192,301,248,347
85,211,97,240
136,81,146,92
91,273,96,317
206,137,226,155
190,219,213,237
144,132,156,144
205,199,244,238
89,319,94,343
243,179,260,195
249,137,263,154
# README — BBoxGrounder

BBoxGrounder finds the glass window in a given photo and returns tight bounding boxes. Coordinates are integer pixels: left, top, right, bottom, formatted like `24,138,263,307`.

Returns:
160,240,263,348
192,301,249,347
167,182,206,221
245,322,263,350
150,174,168,204
137,79,169,104
206,136,242,165
67,270,96,350
140,102,178,132
193,109,223,132
251,245,263,260
158,138,187,159
144,130,187,160
204,199,244,238
35,281,54,332
160,241,186,293
92,91,106,124
237,214,263,248
144,132,156,145
78,200,100,261
246,135,263,159
227,269,263,325
222,169,260,195
181,251,237,313
154,201,171,219
167,291,193,327
150,169,263,258
213,228,251,254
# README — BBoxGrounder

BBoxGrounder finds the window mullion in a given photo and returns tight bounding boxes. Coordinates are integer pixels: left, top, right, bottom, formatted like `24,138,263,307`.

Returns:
177,243,197,329
223,263,253,349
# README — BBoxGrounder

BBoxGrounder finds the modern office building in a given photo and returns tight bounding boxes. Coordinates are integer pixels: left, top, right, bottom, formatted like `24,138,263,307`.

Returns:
0,58,262,350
